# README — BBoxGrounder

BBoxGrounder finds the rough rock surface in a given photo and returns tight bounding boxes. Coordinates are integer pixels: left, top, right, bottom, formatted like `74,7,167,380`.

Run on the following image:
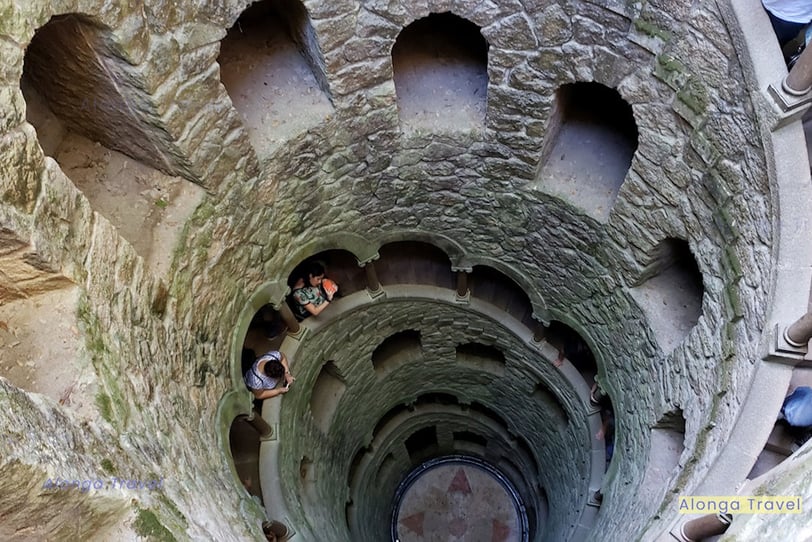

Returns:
0,0,805,540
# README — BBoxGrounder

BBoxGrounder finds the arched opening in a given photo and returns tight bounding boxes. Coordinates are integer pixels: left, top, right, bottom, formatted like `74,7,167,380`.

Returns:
22,14,204,274
288,249,366,295
630,238,704,353
310,360,347,434
229,415,263,505
376,241,454,288
0,282,90,411
286,250,363,321
456,342,506,376
469,265,535,327
372,329,423,376
392,12,489,133
546,320,598,383
242,304,288,354
218,0,333,160
638,409,685,503
536,81,638,221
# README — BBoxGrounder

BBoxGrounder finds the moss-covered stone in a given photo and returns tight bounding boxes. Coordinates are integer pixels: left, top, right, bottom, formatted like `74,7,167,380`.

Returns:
133,508,177,542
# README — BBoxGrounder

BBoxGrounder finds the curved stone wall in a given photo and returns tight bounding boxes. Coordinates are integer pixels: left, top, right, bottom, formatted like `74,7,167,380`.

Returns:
277,292,589,540
1,0,810,541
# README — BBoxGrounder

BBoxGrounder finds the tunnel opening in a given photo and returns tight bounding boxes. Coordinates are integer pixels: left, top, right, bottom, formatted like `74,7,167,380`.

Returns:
22,14,203,272
536,81,638,221
392,12,489,133
631,237,704,353
218,0,333,160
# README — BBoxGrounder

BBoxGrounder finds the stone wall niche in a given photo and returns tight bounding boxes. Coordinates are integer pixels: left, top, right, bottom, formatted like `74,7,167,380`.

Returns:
638,409,686,504
22,14,205,276
405,425,439,463
392,12,489,133
630,238,704,354
309,360,347,434
371,329,424,376
24,15,173,171
218,0,333,161
536,82,638,222
228,415,263,504
455,342,506,376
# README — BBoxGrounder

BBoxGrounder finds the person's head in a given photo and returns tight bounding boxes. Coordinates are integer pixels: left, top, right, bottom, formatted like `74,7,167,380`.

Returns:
303,261,325,287
262,358,285,379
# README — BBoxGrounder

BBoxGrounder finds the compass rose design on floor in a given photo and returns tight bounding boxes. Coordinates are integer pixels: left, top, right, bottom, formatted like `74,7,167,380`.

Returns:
396,462,520,541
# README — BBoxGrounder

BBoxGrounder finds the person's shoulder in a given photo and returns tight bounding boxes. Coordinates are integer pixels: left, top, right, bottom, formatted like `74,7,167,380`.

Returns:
292,287,309,301
259,350,281,361
244,370,259,388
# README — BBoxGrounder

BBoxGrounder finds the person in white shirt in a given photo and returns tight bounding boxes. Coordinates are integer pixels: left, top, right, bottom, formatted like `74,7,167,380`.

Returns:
762,0,812,48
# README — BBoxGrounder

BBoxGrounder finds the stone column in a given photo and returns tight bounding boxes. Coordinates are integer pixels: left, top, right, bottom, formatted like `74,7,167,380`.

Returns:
784,311,812,347
360,254,385,299
532,321,547,343
452,266,471,303
768,45,812,118
364,261,382,293
262,520,290,540
678,513,732,542
244,411,273,440
456,270,469,298
785,45,812,95
277,302,300,335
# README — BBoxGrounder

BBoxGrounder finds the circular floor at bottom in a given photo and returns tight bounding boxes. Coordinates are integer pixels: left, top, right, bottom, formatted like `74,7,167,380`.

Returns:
393,457,525,542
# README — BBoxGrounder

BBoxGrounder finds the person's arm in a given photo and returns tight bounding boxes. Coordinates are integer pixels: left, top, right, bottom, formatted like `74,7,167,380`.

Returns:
303,300,330,316
280,352,295,386
596,418,608,440
251,385,289,400
554,349,565,367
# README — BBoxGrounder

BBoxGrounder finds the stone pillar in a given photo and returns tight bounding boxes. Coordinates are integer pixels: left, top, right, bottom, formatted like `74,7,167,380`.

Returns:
532,321,547,343
452,266,471,303
678,513,732,542
784,311,812,347
245,411,273,440
768,45,812,118
360,254,385,299
456,270,469,298
364,261,382,293
262,520,290,540
278,302,300,335
785,45,812,95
